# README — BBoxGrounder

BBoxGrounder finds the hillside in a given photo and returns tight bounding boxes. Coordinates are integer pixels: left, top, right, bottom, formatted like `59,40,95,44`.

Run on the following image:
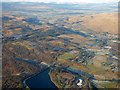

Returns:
2,2,119,89
60,13,118,34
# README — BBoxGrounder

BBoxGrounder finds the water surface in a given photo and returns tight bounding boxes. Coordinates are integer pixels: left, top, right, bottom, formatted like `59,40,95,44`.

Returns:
26,69,58,89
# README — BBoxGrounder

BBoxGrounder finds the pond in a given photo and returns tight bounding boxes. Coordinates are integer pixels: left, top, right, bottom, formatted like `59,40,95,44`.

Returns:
86,43,99,46
54,48,63,51
13,34,24,38
26,69,58,89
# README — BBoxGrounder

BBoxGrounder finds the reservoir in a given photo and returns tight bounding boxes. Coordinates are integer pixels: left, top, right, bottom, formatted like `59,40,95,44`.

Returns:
26,69,58,89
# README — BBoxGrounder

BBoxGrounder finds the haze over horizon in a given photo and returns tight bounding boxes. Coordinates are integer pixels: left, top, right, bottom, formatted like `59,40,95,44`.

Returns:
2,0,119,3
2,0,119,89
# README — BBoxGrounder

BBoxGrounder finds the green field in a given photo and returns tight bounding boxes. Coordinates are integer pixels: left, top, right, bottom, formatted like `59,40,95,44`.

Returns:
93,80,119,88
58,53,77,60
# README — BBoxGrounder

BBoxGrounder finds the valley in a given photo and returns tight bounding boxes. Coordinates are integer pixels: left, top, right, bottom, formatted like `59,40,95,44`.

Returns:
2,2,119,89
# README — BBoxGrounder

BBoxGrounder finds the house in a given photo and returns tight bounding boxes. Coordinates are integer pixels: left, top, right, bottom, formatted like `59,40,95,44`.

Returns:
77,79,83,86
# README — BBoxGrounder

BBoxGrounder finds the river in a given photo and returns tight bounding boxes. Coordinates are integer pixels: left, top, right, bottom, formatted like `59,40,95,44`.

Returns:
25,67,102,89
25,65,111,89
26,69,58,89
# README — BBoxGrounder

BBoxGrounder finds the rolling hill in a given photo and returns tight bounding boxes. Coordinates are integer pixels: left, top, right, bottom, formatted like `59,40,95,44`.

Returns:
64,13,118,34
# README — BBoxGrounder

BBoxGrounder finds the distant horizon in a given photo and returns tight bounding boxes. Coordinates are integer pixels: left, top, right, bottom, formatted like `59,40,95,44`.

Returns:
2,0,119,4
1,2,119,5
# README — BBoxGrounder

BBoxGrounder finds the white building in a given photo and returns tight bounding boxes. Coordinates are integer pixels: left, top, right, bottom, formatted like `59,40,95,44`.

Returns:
77,79,83,86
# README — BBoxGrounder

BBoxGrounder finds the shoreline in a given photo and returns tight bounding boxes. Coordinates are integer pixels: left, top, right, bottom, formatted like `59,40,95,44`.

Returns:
23,66,118,89
48,71,60,88
22,67,49,89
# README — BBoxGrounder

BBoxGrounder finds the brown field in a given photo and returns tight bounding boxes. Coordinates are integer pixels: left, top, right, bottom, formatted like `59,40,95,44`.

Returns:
68,13,118,34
